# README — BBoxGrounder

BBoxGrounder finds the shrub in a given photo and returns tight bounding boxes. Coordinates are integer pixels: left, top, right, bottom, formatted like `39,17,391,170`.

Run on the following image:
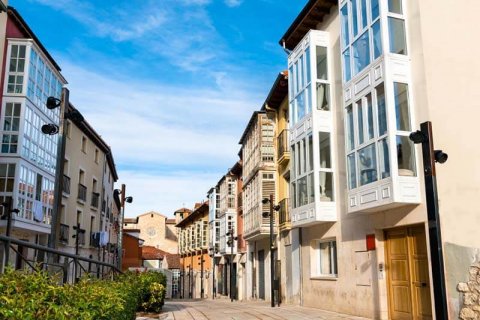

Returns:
0,268,167,320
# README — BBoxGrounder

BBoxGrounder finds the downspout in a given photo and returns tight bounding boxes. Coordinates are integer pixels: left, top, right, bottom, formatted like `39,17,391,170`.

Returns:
299,227,303,306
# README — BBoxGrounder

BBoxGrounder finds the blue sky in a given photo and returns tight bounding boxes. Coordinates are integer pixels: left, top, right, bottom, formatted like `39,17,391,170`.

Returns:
11,0,305,217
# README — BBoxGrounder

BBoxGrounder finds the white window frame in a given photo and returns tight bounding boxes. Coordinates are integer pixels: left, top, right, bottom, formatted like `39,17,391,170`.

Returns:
311,238,338,278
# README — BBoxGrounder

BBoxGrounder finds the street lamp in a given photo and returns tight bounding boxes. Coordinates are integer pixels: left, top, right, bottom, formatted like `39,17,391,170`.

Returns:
198,257,205,298
226,228,238,302
262,195,280,308
114,185,133,270
208,247,218,299
42,88,85,251
1,201,19,269
409,121,448,319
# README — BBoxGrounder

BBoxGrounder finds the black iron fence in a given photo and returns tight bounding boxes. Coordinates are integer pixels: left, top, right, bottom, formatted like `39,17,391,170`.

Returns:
0,234,121,284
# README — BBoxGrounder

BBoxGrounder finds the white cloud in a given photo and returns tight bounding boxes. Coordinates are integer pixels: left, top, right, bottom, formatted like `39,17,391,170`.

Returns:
225,0,243,7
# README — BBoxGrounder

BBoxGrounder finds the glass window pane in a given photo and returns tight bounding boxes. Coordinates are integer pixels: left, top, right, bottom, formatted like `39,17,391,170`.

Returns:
359,143,378,186
319,172,334,201
296,142,301,176
357,100,364,145
302,138,307,174
288,66,294,99
346,105,355,151
294,61,299,95
291,181,297,208
366,93,374,140
361,0,368,29
308,173,314,204
298,176,308,207
353,31,370,75
298,55,304,90
296,91,305,121
305,47,311,84
378,138,390,179
371,0,379,20
341,5,350,48
290,101,296,125
319,132,331,169
348,153,357,189
316,83,330,111
308,134,314,171
394,82,411,131
388,17,407,55
351,0,359,37
306,85,312,115
343,49,352,82
388,0,402,14
316,46,328,80
396,136,416,176
376,84,387,136
372,21,382,59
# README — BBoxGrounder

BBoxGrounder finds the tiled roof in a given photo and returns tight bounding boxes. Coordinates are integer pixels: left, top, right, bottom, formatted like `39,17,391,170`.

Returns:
142,246,165,260
165,254,181,269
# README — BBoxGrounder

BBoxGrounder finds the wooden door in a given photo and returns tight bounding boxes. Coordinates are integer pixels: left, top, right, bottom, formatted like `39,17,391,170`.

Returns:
386,226,432,320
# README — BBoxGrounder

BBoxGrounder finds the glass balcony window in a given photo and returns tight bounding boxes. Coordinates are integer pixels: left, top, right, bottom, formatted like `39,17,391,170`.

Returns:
396,136,416,176
388,17,407,55
353,31,371,75
359,144,377,186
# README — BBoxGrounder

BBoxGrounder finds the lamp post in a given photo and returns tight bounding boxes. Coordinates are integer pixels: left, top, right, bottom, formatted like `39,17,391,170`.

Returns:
226,228,238,302
44,89,83,250
262,195,280,308
198,257,205,298
1,201,19,269
409,121,448,319
209,248,218,299
115,184,132,270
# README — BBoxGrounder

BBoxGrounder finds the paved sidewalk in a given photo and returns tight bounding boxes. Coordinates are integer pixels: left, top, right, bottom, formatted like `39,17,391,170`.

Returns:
156,298,371,320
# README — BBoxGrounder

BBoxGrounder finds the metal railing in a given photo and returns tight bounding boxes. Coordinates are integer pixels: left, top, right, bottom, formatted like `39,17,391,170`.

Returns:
63,175,71,194
279,198,290,224
277,129,289,160
0,234,121,284
91,192,100,208
59,223,69,243
77,184,87,201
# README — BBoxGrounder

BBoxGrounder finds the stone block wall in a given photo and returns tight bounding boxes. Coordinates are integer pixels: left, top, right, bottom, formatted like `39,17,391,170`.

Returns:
458,263,480,319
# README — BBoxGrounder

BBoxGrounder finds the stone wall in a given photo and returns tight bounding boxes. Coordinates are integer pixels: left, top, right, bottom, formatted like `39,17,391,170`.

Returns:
458,263,480,319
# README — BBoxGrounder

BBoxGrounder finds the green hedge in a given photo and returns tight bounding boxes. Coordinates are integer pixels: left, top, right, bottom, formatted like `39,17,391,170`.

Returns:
0,268,167,320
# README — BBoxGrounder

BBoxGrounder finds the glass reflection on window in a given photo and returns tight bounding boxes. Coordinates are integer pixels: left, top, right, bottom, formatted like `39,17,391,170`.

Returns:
358,144,377,186
316,83,330,111
353,31,370,75
396,136,416,176
393,82,410,131
388,17,407,55
319,172,334,201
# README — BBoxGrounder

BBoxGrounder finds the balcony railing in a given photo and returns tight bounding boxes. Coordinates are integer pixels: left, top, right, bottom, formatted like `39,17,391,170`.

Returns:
277,129,289,160
77,184,87,202
91,192,99,208
59,224,69,243
279,198,290,225
62,175,71,194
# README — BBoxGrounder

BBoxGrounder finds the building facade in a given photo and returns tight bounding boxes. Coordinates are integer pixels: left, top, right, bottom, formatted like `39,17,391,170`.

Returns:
59,104,118,265
177,202,211,299
275,0,480,318
239,111,277,302
124,211,178,255
0,7,67,266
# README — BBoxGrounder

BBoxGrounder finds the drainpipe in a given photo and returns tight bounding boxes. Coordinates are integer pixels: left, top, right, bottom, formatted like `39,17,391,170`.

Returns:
299,227,303,306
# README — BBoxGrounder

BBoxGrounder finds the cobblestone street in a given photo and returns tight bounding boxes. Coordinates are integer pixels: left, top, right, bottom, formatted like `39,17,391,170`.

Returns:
158,299,370,320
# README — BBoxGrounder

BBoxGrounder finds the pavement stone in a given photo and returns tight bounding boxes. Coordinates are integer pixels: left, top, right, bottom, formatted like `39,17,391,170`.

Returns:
156,298,371,320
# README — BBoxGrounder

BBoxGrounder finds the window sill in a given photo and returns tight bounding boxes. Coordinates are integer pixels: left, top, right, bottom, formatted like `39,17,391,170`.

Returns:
310,276,338,281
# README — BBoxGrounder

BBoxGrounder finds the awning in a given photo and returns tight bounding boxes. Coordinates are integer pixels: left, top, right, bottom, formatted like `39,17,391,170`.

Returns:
233,254,240,263
219,256,226,265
